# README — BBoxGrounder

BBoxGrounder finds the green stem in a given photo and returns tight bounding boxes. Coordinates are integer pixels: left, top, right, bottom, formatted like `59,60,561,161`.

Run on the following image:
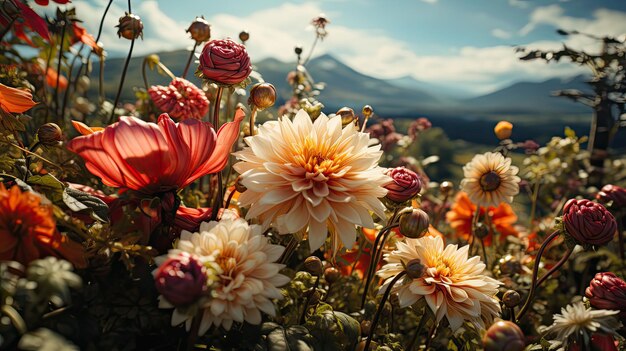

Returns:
210,87,225,221
109,38,135,124
515,229,561,322
406,310,430,351
248,106,258,136
299,275,320,324
182,42,199,79
364,271,406,351
528,178,541,231
361,223,398,308
302,35,320,66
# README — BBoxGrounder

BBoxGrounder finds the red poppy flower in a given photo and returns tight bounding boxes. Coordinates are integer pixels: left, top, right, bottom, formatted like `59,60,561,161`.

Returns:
445,191,518,245
66,109,244,196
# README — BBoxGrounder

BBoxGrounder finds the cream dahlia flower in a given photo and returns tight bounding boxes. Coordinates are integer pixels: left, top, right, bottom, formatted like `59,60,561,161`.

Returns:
233,110,390,252
377,235,502,331
542,301,622,350
460,152,520,208
157,213,290,334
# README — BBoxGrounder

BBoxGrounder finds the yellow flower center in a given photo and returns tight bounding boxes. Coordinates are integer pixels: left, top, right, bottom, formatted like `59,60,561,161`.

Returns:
216,254,238,284
433,256,454,278
293,137,344,175
479,171,501,192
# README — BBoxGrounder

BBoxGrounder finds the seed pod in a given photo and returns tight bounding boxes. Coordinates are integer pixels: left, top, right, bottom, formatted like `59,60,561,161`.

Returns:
186,16,211,43
398,209,429,239
304,256,323,276
116,13,143,40
248,83,276,110
37,123,63,146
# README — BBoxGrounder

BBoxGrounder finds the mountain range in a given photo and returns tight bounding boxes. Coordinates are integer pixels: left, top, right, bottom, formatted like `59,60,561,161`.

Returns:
94,49,591,120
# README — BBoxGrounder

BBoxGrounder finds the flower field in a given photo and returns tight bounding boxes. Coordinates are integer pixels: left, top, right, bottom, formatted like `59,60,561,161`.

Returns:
0,2,625,351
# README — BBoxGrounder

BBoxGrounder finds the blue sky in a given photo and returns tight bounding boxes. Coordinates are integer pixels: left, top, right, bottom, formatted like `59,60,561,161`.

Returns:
34,0,626,93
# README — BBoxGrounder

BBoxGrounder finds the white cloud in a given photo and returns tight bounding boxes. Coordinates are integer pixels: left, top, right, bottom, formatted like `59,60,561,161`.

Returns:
509,0,529,9
421,0,438,3
37,2,622,94
491,28,512,39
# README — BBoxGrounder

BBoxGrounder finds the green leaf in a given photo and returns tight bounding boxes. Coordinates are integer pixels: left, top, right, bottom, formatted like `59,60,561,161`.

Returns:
27,174,64,203
62,187,109,222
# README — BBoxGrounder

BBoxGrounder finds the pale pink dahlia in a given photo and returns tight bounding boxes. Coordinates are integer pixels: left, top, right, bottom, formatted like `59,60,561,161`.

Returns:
233,110,390,252
157,213,289,333
148,78,209,120
377,235,502,331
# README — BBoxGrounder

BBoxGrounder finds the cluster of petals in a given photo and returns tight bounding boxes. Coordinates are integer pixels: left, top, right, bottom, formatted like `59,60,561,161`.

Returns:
67,109,244,195
233,110,390,252
158,214,289,334
377,235,502,331
148,78,210,120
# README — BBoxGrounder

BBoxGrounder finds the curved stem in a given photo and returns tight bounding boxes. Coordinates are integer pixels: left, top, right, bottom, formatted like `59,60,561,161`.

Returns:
302,35,320,66
158,61,177,80
299,275,320,324
248,106,258,136
432,193,449,228
96,0,113,42
98,57,105,106
361,224,397,308
528,178,541,231
223,187,237,209
516,229,561,322
364,271,406,351
62,44,85,121
141,59,150,91
109,38,135,124
534,246,574,288
182,42,199,79
480,238,489,268
210,87,225,221
186,311,201,351
55,21,67,119
406,311,429,351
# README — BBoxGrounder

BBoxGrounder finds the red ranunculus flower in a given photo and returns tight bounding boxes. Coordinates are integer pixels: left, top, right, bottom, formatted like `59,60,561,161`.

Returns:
562,199,617,247
585,272,626,318
384,167,422,203
154,252,208,306
198,39,252,85
66,109,244,196
597,184,626,209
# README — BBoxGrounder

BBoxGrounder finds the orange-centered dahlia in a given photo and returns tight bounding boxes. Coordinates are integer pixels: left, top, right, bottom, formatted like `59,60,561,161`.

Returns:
233,110,390,252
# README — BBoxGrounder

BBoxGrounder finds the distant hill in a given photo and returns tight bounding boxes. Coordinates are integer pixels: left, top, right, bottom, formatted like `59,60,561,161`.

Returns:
95,50,591,118
460,75,591,115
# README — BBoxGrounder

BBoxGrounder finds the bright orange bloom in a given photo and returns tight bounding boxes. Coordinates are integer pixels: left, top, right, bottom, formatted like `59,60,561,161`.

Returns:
71,120,104,135
0,83,37,113
445,191,518,245
0,184,86,267
46,68,68,90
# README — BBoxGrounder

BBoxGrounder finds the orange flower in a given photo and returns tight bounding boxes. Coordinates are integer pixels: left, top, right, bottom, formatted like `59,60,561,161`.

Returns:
71,120,104,135
0,83,37,113
0,184,86,267
46,68,68,90
445,191,518,245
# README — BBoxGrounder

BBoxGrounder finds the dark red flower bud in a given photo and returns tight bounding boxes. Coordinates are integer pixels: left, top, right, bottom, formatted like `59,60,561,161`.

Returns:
186,16,211,43
385,167,422,203
198,39,252,86
116,13,143,40
398,208,429,239
596,184,626,209
562,199,617,246
585,272,626,318
482,320,525,351
154,252,208,306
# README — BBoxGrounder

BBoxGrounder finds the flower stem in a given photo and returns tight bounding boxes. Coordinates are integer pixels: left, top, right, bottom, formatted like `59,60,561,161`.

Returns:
361,223,398,309
210,87,225,221
528,177,541,231
299,275,320,324
248,106,258,136
534,246,573,288
186,311,201,351
62,43,85,121
363,271,406,351
432,192,449,228
515,229,561,322
141,59,149,91
302,35,320,66
158,61,177,80
480,237,489,268
54,20,67,119
109,38,135,124
182,42,199,79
